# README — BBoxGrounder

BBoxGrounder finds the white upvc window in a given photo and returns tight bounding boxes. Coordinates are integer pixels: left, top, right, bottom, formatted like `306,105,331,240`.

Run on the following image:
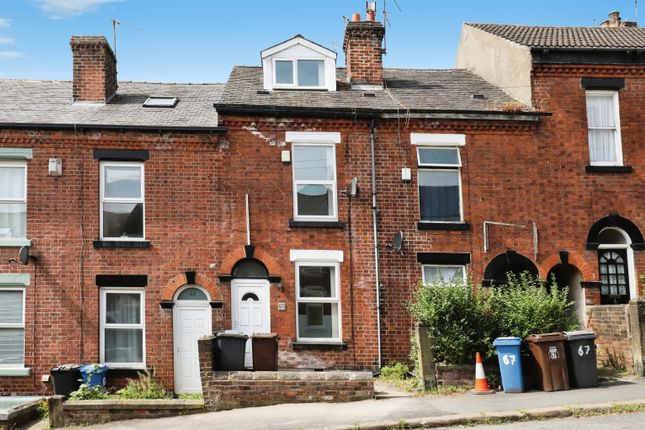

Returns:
274,58,325,89
586,90,623,166
100,162,145,240
0,161,27,241
295,262,341,342
100,288,145,368
0,287,25,368
422,265,466,285
417,147,463,223
292,144,338,221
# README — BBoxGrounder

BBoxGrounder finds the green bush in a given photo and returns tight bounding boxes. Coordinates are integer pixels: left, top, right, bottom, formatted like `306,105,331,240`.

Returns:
380,362,410,380
408,277,495,364
68,383,111,400
493,272,579,339
408,272,579,365
116,371,171,400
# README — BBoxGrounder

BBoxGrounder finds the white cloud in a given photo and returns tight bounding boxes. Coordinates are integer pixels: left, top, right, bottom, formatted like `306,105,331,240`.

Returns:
0,37,14,45
0,51,24,59
37,0,123,19
0,18,11,27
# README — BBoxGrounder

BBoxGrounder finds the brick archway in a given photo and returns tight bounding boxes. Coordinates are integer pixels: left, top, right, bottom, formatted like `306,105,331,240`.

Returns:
219,246,281,276
161,272,223,302
539,252,596,281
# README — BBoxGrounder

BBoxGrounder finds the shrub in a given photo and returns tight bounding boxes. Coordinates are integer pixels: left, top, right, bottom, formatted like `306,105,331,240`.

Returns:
116,371,171,400
68,383,111,400
408,278,495,364
380,362,410,380
493,272,579,339
408,272,579,365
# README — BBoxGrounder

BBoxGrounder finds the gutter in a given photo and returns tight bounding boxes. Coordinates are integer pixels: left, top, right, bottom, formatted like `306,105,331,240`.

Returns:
0,122,228,133
214,104,548,121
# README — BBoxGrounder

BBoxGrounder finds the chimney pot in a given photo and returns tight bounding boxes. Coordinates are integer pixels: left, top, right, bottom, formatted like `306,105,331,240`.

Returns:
366,11,376,21
352,13,361,22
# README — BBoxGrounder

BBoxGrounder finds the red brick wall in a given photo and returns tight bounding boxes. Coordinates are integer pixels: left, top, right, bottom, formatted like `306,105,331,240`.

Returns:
0,128,227,395
343,21,385,86
586,304,633,371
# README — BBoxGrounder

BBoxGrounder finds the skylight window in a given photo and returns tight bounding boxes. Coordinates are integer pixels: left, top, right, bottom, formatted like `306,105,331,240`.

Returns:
143,97,178,108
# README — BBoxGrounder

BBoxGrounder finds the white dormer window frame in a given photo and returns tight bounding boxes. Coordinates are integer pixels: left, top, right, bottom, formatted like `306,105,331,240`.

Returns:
272,57,326,90
262,36,337,92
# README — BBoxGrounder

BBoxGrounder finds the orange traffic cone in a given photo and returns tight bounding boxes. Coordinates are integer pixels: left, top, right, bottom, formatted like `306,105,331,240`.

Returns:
471,352,495,395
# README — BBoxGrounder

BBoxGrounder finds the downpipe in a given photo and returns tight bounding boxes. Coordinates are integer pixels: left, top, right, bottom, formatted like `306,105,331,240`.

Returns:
370,119,382,369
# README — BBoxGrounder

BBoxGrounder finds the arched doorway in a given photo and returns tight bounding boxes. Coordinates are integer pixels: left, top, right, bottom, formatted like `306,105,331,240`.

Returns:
483,251,539,287
230,258,271,368
596,227,634,304
173,285,211,394
547,264,584,326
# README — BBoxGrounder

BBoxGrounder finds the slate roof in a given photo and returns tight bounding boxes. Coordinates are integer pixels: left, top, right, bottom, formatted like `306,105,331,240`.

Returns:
0,79,224,130
216,66,529,114
466,23,645,50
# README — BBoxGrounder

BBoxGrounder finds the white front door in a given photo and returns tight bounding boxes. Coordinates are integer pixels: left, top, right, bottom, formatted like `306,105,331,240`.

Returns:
231,279,270,368
173,299,211,393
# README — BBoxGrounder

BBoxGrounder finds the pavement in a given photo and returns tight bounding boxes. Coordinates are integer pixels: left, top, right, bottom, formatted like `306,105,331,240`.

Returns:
50,377,645,430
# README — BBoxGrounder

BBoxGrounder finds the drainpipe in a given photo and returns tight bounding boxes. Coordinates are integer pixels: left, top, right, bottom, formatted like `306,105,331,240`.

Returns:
369,119,382,369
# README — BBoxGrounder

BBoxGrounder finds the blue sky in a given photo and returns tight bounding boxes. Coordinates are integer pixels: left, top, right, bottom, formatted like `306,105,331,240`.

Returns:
0,0,639,82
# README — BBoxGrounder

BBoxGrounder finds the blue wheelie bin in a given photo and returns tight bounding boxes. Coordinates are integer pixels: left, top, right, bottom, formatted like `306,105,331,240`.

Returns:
80,364,109,388
493,337,524,393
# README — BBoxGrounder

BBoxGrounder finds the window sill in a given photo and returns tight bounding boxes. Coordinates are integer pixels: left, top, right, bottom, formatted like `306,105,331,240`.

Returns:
292,342,347,351
585,165,633,173
0,238,31,247
289,220,345,229
93,240,150,249
0,368,31,377
417,222,471,231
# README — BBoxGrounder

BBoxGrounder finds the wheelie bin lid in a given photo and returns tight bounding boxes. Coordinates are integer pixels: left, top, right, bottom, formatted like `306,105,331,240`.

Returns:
493,337,522,346
216,330,248,339
50,364,82,372
252,332,278,339
80,364,109,373
525,332,566,343
563,330,597,341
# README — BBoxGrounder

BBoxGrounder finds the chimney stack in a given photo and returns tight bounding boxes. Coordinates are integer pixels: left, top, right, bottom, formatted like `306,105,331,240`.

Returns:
600,11,638,27
70,36,117,103
343,12,385,90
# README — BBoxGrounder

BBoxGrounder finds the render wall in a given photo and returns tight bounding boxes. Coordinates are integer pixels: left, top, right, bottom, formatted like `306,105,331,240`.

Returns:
456,25,533,107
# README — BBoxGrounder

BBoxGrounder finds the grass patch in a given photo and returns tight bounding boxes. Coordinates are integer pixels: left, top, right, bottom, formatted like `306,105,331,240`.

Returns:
177,393,203,400
570,403,645,418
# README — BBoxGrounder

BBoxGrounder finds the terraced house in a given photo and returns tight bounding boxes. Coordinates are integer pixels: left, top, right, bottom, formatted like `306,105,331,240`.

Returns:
0,10,643,395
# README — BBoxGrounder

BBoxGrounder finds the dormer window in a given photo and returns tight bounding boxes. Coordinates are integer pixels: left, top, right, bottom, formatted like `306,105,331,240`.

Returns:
262,35,336,91
275,59,325,88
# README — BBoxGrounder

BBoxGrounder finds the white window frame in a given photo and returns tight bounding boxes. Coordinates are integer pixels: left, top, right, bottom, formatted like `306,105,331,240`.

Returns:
291,143,338,222
586,90,623,167
0,161,27,243
272,57,326,90
421,264,467,285
417,147,464,224
100,161,146,241
0,287,26,369
100,288,146,369
295,260,342,343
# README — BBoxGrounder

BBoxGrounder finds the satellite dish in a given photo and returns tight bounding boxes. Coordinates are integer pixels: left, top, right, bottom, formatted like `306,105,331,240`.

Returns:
392,232,404,251
349,177,359,197
18,246,36,265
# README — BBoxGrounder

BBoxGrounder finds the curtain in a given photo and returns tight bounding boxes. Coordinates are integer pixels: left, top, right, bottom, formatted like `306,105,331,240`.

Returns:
587,94,618,163
419,170,460,221
0,290,24,365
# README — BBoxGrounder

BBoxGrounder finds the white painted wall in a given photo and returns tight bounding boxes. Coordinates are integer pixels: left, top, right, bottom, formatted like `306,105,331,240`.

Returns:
455,25,533,107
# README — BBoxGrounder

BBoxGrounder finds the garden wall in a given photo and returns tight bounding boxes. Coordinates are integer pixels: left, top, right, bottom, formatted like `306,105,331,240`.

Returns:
48,396,204,428
586,304,634,372
198,336,374,411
